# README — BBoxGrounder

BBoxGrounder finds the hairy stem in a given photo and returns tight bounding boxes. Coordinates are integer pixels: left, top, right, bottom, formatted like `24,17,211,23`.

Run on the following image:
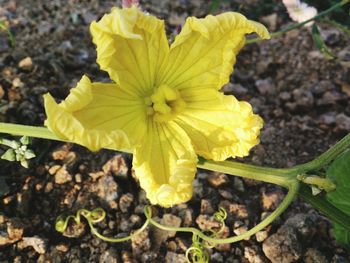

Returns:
198,157,296,188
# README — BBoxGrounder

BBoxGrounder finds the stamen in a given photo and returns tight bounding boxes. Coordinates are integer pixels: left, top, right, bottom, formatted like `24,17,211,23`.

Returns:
147,85,186,122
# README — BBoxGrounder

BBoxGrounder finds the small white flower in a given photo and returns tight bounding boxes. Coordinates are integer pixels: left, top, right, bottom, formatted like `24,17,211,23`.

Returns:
283,0,318,26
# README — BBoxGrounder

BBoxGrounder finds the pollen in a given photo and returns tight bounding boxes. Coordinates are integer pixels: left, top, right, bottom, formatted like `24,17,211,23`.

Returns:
145,84,186,122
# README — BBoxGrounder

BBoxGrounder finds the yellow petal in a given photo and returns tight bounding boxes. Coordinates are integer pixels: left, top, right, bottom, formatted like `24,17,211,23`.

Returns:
133,121,198,207
175,89,263,161
44,75,147,151
157,12,269,91
90,6,169,96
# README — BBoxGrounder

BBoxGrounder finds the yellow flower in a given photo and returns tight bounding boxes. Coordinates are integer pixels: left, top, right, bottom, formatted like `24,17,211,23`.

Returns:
44,6,269,207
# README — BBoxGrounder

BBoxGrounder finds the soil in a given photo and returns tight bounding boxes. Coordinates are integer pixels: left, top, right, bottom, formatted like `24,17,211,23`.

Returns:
0,0,350,262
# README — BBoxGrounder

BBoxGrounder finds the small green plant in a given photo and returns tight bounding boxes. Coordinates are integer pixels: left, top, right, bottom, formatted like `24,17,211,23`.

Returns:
0,21,15,47
0,136,35,168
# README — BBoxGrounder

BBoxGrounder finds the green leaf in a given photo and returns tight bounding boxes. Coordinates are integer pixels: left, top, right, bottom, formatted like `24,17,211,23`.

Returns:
24,149,35,160
20,136,30,145
20,159,28,168
333,223,350,251
1,148,16,161
311,24,335,59
326,150,350,249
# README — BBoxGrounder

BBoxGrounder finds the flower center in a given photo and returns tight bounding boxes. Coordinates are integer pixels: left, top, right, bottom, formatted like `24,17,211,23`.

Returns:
145,84,186,122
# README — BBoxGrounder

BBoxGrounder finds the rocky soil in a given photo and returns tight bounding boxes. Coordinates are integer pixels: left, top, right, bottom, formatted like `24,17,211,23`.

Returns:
0,0,349,262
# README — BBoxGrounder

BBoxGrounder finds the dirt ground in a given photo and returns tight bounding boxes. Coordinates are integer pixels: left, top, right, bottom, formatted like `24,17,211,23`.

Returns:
0,0,350,262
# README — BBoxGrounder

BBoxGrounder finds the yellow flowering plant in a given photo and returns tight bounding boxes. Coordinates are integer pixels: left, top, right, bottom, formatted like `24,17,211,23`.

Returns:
43,5,268,207
1,2,350,261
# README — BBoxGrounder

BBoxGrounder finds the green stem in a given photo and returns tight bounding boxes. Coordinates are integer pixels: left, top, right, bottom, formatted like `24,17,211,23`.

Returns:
298,184,350,232
87,218,150,243
247,0,350,44
294,133,350,173
0,123,64,142
0,21,15,47
0,123,294,188
198,157,295,188
147,182,299,244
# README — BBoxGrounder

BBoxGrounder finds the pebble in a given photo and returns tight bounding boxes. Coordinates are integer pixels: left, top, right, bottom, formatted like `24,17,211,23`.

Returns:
338,48,350,63
18,236,46,254
54,165,73,184
102,155,128,178
18,57,33,70
152,214,182,249
92,175,119,209
165,252,186,263
0,218,24,246
255,78,276,95
121,251,134,263
100,248,119,263
218,189,234,200
255,230,269,242
304,248,327,263
44,182,53,193
119,193,134,213
233,177,245,192
279,91,291,101
320,112,336,125
211,253,224,262
178,209,192,227
48,165,61,175
219,200,249,219
262,213,318,263
0,231,13,246
7,218,24,240
233,221,249,241
215,226,231,252
160,214,182,238
244,246,265,263
140,251,158,262
196,214,221,231
320,28,341,45
311,80,334,95
88,171,104,181
0,85,4,99
335,113,350,131
192,179,204,199
260,188,284,210
75,173,82,183
318,91,342,106
131,227,151,257
51,144,71,160
200,199,215,214
292,88,314,108
56,243,69,252
0,214,6,224
263,226,301,263
207,172,229,187
62,221,86,238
